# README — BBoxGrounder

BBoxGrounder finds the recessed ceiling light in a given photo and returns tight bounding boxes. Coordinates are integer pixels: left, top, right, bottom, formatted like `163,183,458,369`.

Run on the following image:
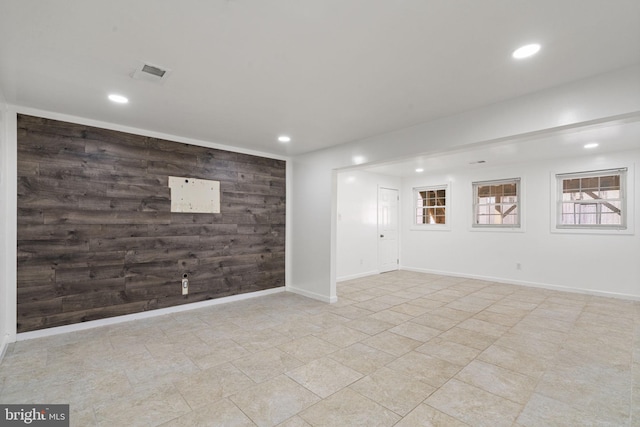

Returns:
584,143,599,149
278,135,291,143
512,43,541,59
108,94,128,104
415,168,424,173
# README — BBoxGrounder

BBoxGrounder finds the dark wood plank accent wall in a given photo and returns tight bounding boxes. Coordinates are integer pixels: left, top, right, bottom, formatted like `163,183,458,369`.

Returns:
16,115,286,332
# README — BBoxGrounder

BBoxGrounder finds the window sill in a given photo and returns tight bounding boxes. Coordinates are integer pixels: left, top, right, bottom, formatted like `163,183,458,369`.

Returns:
469,226,524,233
551,226,633,236
410,225,451,232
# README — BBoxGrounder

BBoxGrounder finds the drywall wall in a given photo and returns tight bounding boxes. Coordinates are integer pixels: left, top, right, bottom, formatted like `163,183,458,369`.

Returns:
0,107,12,357
1,106,17,355
401,149,640,298
336,170,401,281
0,108,5,357
289,65,640,301
16,115,286,332
288,153,337,302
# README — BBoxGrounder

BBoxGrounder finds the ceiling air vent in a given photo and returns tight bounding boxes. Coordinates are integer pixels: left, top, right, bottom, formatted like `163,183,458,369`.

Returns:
131,62,172,84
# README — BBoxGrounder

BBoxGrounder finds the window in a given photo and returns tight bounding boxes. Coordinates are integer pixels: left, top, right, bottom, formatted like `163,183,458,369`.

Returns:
414,185,448,226
473,178,520,227
556,168,626,229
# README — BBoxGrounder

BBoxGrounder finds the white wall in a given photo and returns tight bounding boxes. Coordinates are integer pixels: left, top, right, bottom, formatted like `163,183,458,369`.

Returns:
401,149,640,298
0,107,6,360
289,65,640,301
0,107,17,359
288,153,338,302
336,171,401,281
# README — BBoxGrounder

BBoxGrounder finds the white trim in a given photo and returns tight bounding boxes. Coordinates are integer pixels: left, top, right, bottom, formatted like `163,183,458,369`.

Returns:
17,287,285,342
3,110,17,344
470,176,524,232
12,105,289,161
286,285,338,303
410,227,451,232
0,106,8,356
400,266,640,301
411,183,451,231
285,160,293,292
377,186,400,273
329,171,339,302
555,168,627,229
337,270,379,282
0,334,9,364
471,176,524,231
550,164,635,235
556,167,629,178
468,226,525,233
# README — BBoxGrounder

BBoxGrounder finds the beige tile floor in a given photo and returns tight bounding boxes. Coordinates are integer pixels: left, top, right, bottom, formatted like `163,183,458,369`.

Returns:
1,270,639,426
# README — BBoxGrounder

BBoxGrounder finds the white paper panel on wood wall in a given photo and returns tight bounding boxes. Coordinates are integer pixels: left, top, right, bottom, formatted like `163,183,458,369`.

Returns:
168,176,221,213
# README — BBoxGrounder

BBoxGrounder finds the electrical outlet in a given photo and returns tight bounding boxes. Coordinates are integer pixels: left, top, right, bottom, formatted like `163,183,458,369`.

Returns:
182,274,189,295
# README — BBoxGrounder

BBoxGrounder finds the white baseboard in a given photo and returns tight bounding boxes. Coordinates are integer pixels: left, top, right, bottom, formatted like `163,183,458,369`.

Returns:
0,334,9,363
17,287,285,342
286,285,337,303
336,270,379,282
401,266,640,301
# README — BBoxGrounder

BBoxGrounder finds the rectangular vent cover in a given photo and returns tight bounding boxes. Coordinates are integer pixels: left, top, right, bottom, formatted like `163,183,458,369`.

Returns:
141,64,166,78
131,62,171,84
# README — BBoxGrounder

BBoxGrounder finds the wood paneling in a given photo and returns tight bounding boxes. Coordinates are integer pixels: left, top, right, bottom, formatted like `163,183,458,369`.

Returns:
16,115,286,332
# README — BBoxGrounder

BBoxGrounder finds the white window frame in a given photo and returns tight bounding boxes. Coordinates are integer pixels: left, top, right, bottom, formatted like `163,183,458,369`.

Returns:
555,168,627,231
472,178,521,229
412,184,450,231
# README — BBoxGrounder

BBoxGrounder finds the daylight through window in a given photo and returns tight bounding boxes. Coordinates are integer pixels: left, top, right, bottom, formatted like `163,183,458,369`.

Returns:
415,185,447,225
556,168,626,228
473,178,520,227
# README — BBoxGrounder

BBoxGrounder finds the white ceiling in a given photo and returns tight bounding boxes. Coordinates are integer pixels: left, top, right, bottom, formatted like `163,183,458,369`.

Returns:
1,0,639,156
363,118,640,177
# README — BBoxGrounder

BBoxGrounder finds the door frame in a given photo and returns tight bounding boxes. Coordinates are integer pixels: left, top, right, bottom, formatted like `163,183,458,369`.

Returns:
377,186,400,273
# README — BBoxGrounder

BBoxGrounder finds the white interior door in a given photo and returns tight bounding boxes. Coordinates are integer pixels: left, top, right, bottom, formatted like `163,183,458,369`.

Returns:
378,187,399,273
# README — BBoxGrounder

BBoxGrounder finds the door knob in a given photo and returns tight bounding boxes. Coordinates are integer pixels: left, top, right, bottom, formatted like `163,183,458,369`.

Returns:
380,234,384,238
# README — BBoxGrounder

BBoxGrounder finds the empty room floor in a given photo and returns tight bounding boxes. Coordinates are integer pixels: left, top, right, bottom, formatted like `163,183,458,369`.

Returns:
1,270,638,426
